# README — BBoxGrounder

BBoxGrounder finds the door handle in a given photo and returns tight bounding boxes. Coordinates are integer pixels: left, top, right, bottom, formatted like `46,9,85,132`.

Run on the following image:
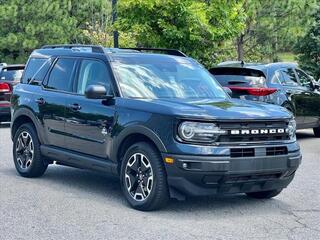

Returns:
68,103,81,111
35,98,45,105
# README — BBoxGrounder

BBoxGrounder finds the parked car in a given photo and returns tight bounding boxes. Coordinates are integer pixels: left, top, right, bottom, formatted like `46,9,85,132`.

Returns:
11,45,301,210
0,64,25,122
209,62,320,136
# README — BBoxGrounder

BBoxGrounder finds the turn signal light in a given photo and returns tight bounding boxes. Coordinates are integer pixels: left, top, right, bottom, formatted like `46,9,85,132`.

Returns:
164,157,174,164
229,87,277,96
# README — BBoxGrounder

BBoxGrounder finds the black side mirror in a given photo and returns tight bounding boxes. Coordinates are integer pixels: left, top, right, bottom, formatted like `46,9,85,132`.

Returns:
85,85,113,99
223,87,233,97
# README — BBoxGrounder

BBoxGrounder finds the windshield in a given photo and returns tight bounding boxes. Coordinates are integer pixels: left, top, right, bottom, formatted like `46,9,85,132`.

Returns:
112,56,227,99
0,68,24,81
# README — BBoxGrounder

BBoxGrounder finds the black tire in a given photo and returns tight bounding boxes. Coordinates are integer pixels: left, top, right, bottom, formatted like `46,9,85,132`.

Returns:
246,189,282,199
120,142,169,211
13,123,48,178
313,127,320,137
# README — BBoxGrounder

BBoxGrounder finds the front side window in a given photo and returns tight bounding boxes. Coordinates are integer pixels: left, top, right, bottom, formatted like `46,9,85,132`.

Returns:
296,69,312,87
76,59,111,95
46,58,77,92
112,57,227,99
280,68,298,86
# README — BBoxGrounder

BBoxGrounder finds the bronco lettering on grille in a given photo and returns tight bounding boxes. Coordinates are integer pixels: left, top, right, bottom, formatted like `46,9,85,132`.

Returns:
230,128,287,135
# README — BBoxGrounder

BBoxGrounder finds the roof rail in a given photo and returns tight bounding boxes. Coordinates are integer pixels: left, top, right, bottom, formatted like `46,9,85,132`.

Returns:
120,47,187,57
41,44,105,54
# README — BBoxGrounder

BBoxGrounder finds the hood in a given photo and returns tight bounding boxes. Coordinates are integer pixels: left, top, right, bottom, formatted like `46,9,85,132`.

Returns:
117,98,292,120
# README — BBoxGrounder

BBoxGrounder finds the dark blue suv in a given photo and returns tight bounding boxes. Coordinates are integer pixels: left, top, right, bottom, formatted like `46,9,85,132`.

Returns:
11,45,301,210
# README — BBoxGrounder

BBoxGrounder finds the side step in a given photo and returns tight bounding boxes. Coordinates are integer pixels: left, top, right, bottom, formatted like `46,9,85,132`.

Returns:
40,145,118,176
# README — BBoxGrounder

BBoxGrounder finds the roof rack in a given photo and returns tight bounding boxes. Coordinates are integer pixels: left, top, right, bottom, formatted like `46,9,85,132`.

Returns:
41,44,105,54
120,47,187,57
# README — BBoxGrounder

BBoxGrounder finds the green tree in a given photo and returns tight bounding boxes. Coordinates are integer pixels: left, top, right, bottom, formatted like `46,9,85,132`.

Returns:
0,0,110,63
116,0,246,67
295,9,320,80
235,0,318,62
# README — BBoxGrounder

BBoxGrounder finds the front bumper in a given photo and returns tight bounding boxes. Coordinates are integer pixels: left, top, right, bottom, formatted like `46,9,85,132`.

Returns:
163,148,301,198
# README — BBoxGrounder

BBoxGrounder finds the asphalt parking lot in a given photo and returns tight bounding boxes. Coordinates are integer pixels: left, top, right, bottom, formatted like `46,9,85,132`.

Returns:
0,123,319,240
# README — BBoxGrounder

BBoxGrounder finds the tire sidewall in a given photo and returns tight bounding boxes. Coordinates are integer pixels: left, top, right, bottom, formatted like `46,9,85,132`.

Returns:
120,143,164,210
13,123,42,175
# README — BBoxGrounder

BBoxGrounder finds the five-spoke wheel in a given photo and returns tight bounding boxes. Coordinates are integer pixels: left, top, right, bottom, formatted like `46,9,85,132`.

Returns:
125,153,154,201
120,142,169,211
13,123,47,177
15,131,34,169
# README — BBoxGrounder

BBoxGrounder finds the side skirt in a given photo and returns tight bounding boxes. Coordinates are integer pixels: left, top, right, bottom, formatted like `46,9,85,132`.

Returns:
40,145,118,176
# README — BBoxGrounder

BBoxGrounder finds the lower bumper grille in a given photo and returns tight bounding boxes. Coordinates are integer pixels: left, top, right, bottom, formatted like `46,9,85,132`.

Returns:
230,146,288,158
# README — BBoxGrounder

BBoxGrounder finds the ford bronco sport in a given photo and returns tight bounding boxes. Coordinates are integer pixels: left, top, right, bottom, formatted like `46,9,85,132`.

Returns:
11,45,301,210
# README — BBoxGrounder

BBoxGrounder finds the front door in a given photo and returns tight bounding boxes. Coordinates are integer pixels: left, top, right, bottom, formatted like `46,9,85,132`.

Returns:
295,68,320,127
64,58,115,159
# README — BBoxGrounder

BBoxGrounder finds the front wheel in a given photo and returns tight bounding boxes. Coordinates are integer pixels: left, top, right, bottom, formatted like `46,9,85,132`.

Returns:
120,142,169,211
246,189,282,199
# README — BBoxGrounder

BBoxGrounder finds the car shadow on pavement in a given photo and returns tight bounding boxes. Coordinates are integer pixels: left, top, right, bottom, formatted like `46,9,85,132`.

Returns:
0,122,10,128
27,164,293,214
296,131,315,140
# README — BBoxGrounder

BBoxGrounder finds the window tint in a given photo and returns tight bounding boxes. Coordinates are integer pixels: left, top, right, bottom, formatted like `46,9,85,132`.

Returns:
0,68,24,81
22,58,48,83
47,58,76,92
280,68,298,86
77,59,111,95
296,69,311,86
270,70,282,84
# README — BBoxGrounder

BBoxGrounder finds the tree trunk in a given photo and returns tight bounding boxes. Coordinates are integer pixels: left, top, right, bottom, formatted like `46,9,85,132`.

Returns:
237,34,244,61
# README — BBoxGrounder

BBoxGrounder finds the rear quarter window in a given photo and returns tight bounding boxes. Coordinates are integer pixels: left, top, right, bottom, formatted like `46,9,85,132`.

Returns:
22,58,50,84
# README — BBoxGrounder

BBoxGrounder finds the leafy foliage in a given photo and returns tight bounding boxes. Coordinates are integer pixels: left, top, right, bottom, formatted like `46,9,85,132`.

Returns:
116,0,245,67
295,9,320,80
0,0,110,63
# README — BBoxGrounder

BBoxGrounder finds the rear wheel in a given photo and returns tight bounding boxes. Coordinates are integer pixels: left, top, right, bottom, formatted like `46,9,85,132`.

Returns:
13,123,48,177
313,127,320,137
120,142,169,211
246,189,282,199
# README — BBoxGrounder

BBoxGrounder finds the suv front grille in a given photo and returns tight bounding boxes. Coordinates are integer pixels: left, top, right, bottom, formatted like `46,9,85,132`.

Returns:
266,146,288,156
218,120,290,143
230,148,255,158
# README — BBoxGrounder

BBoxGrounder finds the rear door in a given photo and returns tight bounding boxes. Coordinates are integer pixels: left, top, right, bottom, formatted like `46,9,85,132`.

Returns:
64,58,115,158
295,68,320,127
40,57,78,148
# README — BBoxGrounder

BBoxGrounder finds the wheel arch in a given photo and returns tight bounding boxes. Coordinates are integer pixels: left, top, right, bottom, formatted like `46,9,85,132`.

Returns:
112,126,167,172
11,108,44,143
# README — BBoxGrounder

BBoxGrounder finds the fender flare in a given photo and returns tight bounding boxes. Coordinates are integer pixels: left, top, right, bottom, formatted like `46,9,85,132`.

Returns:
111,125,167,162
11,107,45,143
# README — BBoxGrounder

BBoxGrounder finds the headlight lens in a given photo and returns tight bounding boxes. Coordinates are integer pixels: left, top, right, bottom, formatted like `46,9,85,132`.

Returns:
288,119,296,140
177,121,226,143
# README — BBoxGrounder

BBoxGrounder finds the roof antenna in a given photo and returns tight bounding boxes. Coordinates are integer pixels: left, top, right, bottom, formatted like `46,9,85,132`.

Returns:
241,60,245,67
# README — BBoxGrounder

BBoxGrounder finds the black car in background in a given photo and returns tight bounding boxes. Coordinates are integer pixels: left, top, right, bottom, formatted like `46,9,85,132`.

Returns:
210,62,320,137
0,64,25,122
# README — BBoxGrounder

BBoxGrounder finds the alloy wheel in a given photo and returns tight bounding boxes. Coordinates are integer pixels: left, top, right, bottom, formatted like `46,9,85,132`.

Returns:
125,153,154,201
15,131,34,169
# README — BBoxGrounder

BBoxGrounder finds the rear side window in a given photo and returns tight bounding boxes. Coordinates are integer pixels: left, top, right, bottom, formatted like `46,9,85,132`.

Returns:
22,58,49,84
280,68,298,86
46,58,77,92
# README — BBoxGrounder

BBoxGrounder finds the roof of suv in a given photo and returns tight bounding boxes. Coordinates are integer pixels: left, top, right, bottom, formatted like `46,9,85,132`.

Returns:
31,45,187,60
